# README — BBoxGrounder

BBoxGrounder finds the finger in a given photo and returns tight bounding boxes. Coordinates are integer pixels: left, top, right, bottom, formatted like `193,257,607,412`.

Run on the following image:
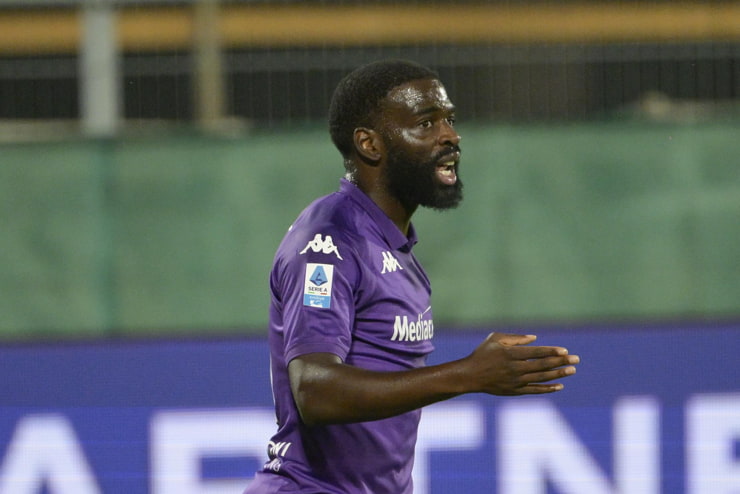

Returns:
518,354,580,371
491,333,537,347
514,383,566,394
507,345,572,360
522,365,577,384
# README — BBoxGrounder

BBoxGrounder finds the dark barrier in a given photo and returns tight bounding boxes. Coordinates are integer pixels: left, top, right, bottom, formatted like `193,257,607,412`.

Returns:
0,321,738,493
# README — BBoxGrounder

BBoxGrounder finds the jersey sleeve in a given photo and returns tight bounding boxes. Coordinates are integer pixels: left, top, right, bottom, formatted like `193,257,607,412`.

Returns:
271,228,358,364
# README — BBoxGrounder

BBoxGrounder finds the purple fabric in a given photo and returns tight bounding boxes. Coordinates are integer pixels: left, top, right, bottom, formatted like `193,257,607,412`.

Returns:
245,179,435,494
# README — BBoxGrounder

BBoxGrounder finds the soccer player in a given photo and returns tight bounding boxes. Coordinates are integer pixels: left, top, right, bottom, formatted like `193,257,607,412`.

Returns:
243,59,580,494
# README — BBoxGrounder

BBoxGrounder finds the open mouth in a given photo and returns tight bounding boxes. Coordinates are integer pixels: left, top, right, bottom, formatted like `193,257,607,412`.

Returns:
435,153,459,186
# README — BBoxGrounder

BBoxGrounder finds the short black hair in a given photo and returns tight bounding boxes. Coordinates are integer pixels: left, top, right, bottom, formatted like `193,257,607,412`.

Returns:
328,59,439,159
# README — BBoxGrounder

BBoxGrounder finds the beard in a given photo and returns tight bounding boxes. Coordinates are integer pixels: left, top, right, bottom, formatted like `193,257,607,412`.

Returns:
384,143,463,212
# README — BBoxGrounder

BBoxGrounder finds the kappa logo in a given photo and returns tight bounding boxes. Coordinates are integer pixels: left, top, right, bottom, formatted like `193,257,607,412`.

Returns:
380,251,403,274
300,233,343,260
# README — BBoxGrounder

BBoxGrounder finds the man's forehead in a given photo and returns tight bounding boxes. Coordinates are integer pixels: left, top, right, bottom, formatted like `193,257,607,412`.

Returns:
384,78,453,112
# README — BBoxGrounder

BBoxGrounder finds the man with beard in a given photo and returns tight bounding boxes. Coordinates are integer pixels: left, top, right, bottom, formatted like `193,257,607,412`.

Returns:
243,60,580,494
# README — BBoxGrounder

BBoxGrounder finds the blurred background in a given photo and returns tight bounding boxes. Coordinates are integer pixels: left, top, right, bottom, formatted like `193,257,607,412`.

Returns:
0,0,738,339
0,1,739,493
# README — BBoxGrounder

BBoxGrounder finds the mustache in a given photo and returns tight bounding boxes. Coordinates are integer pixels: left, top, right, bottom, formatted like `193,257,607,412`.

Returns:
433,145,461,162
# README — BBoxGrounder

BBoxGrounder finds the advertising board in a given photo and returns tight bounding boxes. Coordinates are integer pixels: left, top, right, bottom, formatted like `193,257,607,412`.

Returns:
0,322,738,493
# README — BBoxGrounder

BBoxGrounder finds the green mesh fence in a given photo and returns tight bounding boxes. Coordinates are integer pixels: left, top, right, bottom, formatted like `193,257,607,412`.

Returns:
1,120,738,338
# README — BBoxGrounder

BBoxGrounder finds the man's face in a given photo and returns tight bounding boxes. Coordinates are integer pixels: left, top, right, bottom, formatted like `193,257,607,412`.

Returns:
378,78,463,211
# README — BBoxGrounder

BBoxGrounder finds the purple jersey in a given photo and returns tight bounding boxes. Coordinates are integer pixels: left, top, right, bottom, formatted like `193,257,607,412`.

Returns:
245,179,435,494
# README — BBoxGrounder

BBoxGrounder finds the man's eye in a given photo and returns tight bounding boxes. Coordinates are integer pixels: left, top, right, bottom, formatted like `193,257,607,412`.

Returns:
419,120,433,128
446,116,456,125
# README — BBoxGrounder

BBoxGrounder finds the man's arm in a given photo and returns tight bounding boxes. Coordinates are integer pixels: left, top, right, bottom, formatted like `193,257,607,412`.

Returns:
289,332,579,426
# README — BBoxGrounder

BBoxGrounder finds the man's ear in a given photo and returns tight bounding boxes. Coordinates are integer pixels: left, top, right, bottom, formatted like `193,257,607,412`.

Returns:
353,127,384,164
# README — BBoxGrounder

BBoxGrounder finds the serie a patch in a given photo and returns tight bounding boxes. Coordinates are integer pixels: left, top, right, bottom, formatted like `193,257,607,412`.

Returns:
303,263,334,308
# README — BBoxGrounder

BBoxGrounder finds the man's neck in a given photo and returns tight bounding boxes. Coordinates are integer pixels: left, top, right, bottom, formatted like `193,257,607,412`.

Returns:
352,178,415,236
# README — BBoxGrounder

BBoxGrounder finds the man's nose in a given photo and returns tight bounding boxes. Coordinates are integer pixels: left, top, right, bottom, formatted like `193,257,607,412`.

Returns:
439,121,461,147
